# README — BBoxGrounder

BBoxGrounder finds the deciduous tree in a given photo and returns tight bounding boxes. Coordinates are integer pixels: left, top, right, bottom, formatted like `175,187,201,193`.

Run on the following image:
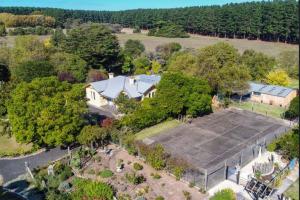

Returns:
265,69,290,86
7,77,87,146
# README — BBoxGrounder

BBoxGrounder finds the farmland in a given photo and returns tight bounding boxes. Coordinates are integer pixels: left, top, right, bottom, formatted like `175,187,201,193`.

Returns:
0,32,298,58
116,32,299,57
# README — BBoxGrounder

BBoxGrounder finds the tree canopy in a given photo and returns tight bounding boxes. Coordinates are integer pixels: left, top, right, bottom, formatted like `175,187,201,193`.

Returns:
7,77,87,146
60,25,121,71
122,73,212,131
148,22,189,38
124,39,145,58
284,96,299,119
13,60,55,82
240,49,276,81
50,52,88,82
1,0,298,43
265,69,290,86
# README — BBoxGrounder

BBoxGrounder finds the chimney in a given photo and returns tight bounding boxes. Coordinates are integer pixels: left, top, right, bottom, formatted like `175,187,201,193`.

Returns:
108,73,114,79
129,76,135,85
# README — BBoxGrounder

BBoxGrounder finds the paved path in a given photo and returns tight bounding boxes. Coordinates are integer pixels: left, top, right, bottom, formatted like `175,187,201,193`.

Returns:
0,147,69,183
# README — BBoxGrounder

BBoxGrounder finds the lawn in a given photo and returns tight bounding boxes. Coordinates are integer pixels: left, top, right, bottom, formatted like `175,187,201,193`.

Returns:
284,179,299,200
231,101,286,119
0,134,33,157
135,120,182,140
288,79,299,89
116,32,298,57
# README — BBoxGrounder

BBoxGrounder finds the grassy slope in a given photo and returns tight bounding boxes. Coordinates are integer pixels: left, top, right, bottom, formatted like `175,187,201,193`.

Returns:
0,134,32,156
135,120,182,140
116,33,299,57
1,33,297,57
284,179,299,200
231,101,286,119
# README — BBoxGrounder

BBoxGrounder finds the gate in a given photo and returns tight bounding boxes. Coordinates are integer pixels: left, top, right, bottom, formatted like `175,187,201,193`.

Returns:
227,166,238,183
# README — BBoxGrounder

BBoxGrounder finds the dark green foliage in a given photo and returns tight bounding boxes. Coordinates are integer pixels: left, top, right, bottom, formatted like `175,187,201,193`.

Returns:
284,96,299,119
61,25,121,71
0,22,6,36
99,169,114,178
0,64,9,82
209,189,236,200
50,52,88,82
14,60,55,82
114,93,140,114
124,39,145,58
125,172,145,185
0,81,16,116
1,0,298,43
71,178,114,200
51,28,65,47
267,128,299,160
122,73,212,131
7,77,87,146
77,125,109,147
8,26,54,36
240,49,276,81
133,162,143,171
148,22,189,38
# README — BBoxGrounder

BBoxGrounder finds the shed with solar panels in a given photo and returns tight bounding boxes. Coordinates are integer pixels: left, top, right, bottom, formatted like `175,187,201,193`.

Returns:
248,82,297,107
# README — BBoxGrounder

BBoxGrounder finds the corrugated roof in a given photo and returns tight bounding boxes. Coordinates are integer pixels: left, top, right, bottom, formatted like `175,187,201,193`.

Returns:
90,74,161,99
249,82,294,97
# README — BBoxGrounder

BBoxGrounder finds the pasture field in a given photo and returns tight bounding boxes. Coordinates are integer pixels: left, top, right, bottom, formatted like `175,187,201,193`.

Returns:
116,33,298,57
0,32,298,58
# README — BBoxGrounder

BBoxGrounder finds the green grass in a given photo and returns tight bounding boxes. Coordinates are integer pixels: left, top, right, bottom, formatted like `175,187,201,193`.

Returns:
135,120,182,140
99,169,114,178
284,179,299,200
288,79,299,89
0,134,33,157
231,101,286,119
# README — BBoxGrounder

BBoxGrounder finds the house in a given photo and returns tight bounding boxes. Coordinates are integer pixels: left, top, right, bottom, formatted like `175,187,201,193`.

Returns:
248,82,297,107
86,73,161,108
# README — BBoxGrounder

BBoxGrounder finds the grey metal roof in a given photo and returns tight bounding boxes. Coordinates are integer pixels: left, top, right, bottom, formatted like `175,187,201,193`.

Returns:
90,74,161,99
249,82,294,97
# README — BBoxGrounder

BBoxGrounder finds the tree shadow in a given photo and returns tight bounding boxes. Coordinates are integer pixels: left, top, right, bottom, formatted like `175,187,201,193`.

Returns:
4,179,45,200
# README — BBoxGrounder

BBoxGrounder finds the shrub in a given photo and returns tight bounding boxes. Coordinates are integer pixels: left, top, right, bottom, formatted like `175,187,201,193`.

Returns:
99,169,114,178
151,173,161,179
125,172,145,185
173,166,184,181
71,178,114,200
189,182,195,188
133,163,144,171
182,190,191,200
88,169,96,174
155,196,164,200
209,189,236,200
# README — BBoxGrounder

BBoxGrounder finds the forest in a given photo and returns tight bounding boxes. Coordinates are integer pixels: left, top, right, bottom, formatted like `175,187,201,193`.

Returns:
0,0,298,43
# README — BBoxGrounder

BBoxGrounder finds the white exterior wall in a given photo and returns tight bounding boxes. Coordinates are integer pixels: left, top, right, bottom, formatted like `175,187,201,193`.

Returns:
86,87,108,108
142,88,157,100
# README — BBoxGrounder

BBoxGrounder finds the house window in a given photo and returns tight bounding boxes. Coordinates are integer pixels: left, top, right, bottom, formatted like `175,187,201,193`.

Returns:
92,92,96,100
